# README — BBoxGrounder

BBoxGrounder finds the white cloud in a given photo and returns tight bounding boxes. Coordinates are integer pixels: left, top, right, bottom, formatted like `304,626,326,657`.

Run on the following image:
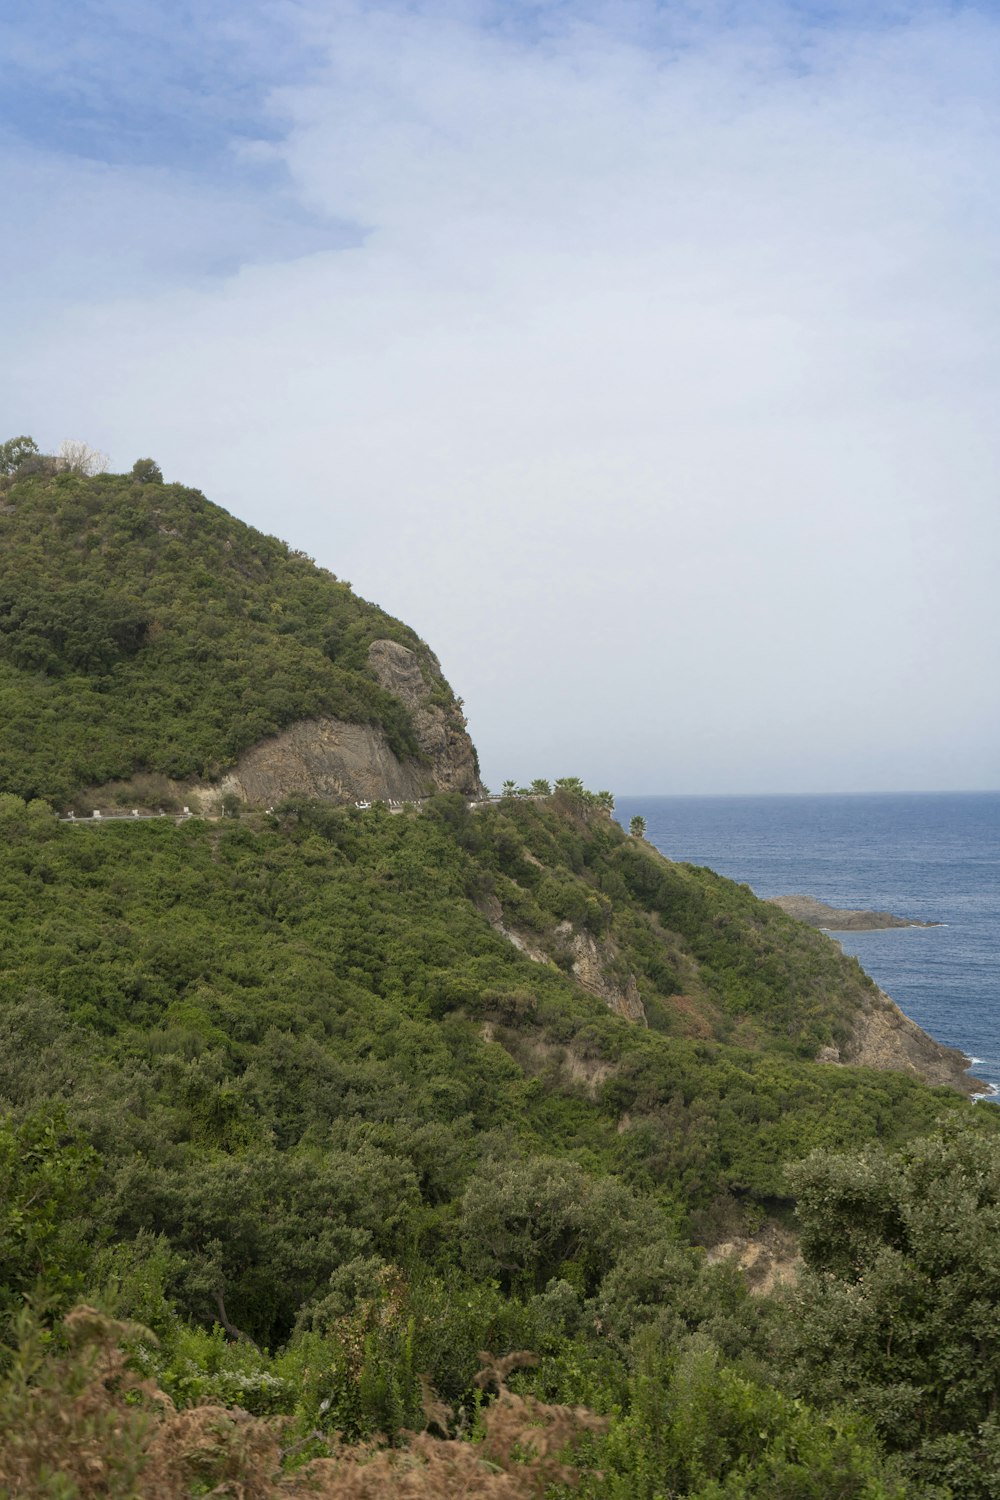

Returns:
4,1,999,791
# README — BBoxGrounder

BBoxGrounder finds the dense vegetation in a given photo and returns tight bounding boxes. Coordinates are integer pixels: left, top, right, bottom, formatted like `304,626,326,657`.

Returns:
1,454,996,1495
0,460,464,803
1,786,996,1496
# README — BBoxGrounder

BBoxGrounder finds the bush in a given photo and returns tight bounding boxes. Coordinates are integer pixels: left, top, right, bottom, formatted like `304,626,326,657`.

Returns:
131,458,164,484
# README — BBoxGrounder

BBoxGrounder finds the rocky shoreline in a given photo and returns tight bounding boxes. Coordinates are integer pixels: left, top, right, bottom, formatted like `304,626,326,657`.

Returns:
819,986,990,1098
768,893,941,931
767,895,986,1095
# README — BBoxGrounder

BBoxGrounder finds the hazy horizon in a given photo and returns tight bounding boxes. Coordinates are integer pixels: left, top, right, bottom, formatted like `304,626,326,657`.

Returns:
3,1,997,795
613,787,1000,799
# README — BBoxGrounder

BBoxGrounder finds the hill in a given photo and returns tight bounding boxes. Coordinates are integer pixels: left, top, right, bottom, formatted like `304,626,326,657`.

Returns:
3,788,997,1488
0,464,479,807
1,452,998,1496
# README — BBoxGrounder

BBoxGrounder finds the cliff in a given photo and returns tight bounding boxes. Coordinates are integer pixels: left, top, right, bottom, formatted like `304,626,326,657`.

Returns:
200,640,481,810
0,467,480,807
822,987,987,1096
478,890,648,1025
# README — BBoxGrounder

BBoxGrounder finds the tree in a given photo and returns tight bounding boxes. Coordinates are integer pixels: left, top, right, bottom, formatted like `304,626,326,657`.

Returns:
0,436,38,474
0,1107,99,1325
529,779,552,796
131,458,163,484
554,777,585,799
57,440,109,476
784,1120,1000,1495
595,790,615,812
501,780,517,798
459,1155,644,1294
629,815,646,839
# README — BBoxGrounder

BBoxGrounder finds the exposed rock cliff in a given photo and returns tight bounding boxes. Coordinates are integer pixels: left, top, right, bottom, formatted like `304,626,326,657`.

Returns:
552,921,647,1024
478,896,647,1025
366,639,481,796
818,987,987,1097
196,639,481,811
216,718,434,807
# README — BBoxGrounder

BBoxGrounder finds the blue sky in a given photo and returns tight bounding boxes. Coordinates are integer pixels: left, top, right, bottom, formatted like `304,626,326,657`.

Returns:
2,1,998,792
0,2,302,166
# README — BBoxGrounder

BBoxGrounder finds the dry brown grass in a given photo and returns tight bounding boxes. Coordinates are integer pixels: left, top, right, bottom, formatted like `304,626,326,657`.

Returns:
0,1311,606,1498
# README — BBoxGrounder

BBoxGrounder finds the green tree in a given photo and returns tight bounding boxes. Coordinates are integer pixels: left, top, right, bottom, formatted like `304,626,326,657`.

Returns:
590,1338,904,1499
501,779,517,798
0,436,38,475
529,778,552,796
629,814,647,839
131,458,163,484
0,1108,99,1326
783,1119,1000,1495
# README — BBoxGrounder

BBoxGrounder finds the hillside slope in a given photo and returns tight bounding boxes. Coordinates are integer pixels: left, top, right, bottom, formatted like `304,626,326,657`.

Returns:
0,467,479,806
3,460,997,1495
0,787,981,1339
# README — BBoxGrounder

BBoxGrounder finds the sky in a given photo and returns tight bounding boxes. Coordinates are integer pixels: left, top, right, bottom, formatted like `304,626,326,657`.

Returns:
2,0,998,795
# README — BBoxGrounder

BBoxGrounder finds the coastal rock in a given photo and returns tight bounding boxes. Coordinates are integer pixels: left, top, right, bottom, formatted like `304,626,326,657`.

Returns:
828,987,986,1097
768,893,940,930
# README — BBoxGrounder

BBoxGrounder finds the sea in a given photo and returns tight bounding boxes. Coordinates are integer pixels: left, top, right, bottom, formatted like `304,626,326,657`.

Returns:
614,792,1000,1100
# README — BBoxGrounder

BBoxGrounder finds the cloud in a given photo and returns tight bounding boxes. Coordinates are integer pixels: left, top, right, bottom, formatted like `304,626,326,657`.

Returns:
3,1,999,790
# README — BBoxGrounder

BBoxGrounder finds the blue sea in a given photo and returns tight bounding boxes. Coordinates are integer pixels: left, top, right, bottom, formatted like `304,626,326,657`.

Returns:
614,793,1000,1098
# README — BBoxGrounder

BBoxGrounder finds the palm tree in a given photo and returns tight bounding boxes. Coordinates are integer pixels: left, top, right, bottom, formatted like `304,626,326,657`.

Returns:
554,777,585,798
501,779,517,798
629,814,647,839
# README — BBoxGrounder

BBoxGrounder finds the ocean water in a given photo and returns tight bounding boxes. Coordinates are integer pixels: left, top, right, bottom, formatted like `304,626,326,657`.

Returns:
614,793,1000,1098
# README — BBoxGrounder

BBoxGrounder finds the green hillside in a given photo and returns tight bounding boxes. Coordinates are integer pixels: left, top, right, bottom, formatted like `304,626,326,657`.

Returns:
1,453,997,1496
0,463,459,803
2,787,997,1495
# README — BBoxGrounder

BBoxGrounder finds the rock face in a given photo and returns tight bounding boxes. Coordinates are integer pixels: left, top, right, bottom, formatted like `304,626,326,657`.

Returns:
705,1224,801,1297
821,987,987,1097
479,894,647,1026
366,639,481,796
478,895,552,966
204,639,481,810
768,894,940,930
217,719,433,807
554,922,647,1025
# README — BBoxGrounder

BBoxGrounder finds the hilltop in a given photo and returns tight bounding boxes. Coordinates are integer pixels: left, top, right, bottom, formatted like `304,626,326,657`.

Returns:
0,463,479,808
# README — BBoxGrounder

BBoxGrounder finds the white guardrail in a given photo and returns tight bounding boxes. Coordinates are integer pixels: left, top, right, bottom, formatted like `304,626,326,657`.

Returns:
56,793,540,825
